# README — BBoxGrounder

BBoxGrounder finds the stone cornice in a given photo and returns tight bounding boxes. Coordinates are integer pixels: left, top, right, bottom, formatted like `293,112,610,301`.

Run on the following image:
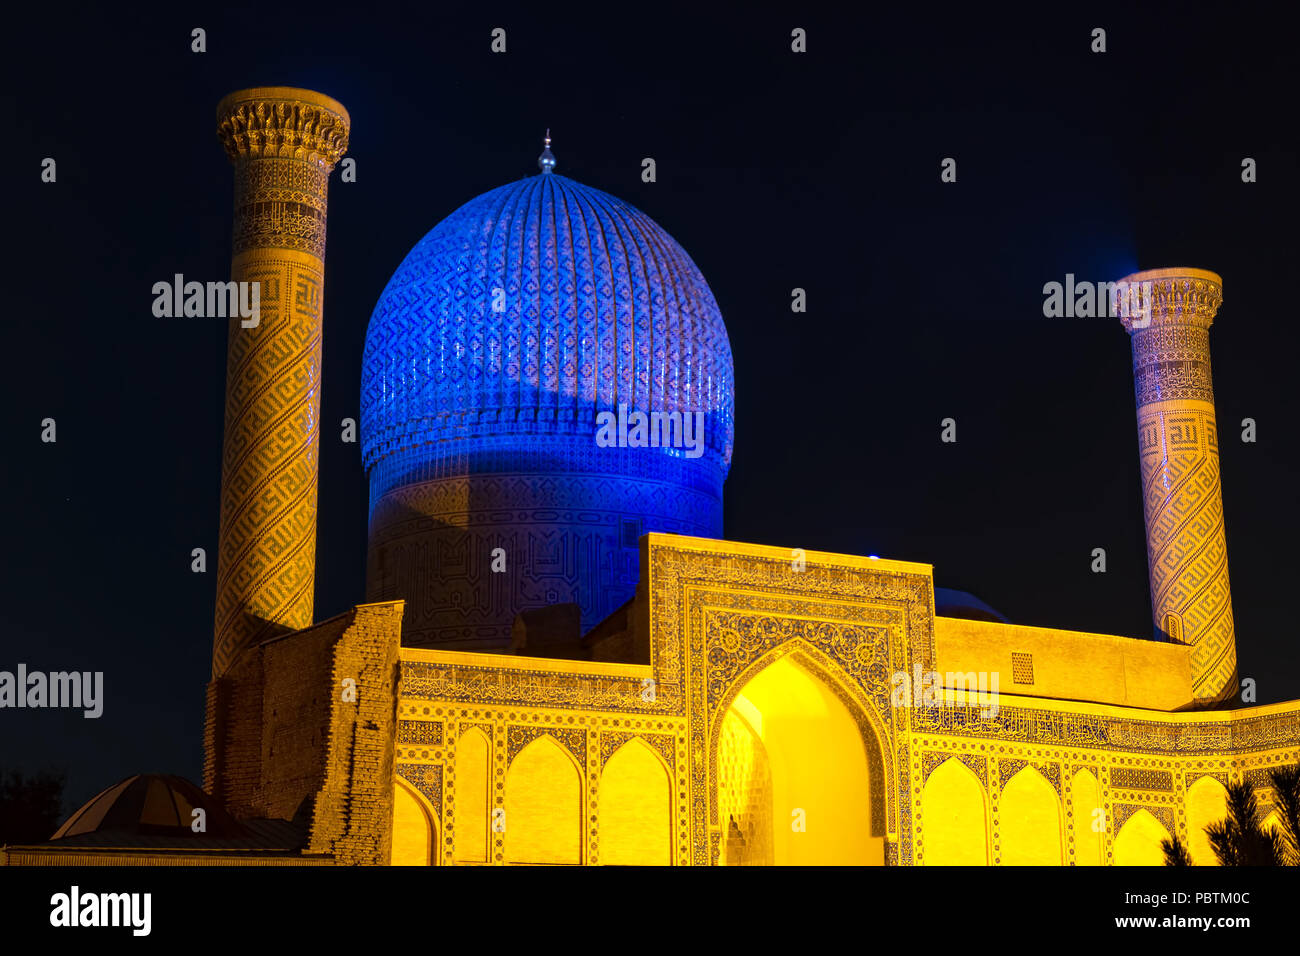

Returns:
216,87,350,168
1117,268,1223,333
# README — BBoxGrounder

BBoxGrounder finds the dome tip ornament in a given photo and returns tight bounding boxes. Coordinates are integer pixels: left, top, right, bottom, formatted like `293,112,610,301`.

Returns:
538,129,556,173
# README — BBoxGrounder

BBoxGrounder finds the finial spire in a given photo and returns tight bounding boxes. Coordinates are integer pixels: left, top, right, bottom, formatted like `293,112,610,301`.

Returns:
538,128,556,174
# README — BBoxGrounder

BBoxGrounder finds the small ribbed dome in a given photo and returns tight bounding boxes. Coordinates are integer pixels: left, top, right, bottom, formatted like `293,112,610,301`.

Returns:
360,172,735,501
934,588,1010,624
51,774,245,840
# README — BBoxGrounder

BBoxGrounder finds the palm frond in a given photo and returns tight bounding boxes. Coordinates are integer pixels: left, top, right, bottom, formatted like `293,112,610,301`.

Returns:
1266,765,1300,866
1161,833,1193,866
1206,819,1239,867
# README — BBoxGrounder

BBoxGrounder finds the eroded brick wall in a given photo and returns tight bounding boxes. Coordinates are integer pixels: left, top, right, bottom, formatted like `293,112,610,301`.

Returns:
261,615,354,820
204,601,403,864
205,649,265,817
309,602,403,864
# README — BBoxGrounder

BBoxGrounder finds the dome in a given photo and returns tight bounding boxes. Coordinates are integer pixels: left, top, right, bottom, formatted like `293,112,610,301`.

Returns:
360,171,735,505
934,588,1010,624
361,163,736,647
50,774,246,841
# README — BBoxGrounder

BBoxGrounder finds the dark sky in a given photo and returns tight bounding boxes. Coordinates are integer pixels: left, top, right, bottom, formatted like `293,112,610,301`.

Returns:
3,3,1298,812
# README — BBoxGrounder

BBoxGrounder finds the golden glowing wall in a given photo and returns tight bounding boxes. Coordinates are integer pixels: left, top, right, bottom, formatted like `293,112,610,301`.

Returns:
921,758,988,865
934,617,1193,711
1112,810,1171,866
998,767,1063,865
717,707,773,865
599,740,673,866
385,534,1299,866
8,536,1293,869
391,648,689,866
505,737,583,864
392,780,435,866
1071,769,1104,866
910,690,1298,866
453,729,490,863
1185,775,1228,865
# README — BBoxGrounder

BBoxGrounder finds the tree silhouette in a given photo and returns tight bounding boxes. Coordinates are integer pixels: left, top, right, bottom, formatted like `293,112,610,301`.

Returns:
0,768,67,843
1204,780,1285,865
1162,766,1300,866
1160,831,1193,866
1267,765,1300,866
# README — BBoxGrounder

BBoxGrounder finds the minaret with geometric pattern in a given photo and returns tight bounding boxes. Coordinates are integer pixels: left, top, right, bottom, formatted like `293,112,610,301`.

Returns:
211,88,350,677
1117,267,1237,705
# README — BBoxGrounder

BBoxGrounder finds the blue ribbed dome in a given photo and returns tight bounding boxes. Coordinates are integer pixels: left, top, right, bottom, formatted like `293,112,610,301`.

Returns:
360,172,735,502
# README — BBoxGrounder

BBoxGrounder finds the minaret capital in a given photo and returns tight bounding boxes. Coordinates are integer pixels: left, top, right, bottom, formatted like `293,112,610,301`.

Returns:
1115,267,1223,334
216,86,351,169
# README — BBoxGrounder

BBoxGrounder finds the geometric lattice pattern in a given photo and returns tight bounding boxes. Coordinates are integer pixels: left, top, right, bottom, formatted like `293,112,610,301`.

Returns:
360,171,735,488
212,89,350,677
1136,405,1236,701
395,763,443,822
506,725,586,767
1011,652,1034,685
397,720,444,745
212,253,324,675
1121,269,1237,704
997,758,1060,793
600,731,675,770
1109,767,1174,791
1112,801,1176,834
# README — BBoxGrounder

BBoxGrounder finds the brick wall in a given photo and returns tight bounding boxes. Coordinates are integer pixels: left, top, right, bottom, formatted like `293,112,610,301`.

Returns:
260,615,354,820
205,647,265,817
309,602,403,864
204,601,404,864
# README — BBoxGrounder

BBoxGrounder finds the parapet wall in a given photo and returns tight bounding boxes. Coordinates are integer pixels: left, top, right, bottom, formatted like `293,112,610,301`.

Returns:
934,617,1195,711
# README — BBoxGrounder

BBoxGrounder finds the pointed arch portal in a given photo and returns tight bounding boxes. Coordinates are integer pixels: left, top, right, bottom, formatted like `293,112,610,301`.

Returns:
716,653,884,865
391,778,438,866
505,735,583,865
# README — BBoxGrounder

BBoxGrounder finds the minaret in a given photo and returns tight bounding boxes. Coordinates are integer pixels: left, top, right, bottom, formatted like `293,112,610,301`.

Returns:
1116,267,1237,705
211,88,350,677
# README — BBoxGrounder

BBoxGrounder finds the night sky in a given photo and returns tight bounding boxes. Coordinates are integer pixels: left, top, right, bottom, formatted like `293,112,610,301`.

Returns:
4,4,1298,812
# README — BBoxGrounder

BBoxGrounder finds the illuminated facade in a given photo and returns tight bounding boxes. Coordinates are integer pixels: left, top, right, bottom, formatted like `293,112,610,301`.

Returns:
4,88,1298,868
